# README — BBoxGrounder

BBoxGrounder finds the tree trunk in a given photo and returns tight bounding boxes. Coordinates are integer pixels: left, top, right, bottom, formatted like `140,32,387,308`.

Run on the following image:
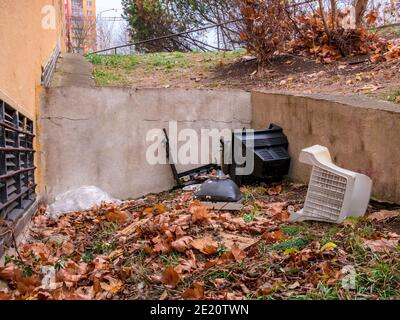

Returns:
354,0,369,26
318,0,331,39
330,0,337,29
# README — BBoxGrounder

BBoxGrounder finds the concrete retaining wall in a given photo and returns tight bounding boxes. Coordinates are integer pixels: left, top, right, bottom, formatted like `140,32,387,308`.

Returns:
39,87,252,201
40,87,400,203
251,91,400,203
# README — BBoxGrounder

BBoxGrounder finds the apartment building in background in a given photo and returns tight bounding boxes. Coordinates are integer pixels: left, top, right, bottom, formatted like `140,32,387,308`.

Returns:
66,0,97,53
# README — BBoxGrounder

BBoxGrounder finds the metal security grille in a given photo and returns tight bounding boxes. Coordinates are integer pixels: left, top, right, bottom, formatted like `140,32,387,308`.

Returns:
0,99,36,222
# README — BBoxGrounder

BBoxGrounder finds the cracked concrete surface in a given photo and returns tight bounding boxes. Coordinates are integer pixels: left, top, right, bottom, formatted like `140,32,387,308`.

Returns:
50,53,95,87
40,87,252,201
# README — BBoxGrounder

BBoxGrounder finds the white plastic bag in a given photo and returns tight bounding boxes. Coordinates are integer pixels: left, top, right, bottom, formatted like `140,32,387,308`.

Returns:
46,186,119,219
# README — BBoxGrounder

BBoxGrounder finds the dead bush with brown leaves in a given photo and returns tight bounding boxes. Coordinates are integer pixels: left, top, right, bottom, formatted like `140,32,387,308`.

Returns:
239,0,293,66
238,0,398,65
289,13,388,63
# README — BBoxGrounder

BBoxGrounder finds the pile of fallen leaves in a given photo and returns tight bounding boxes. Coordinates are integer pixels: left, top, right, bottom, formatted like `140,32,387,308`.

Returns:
371,40,400,63
0,183,399,300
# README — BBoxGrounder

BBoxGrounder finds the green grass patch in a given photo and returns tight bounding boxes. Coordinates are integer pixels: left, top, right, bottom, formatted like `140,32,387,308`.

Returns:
93,69,122,85
282,225,303,236
356,260,400,298
290,283,341,300
387,90,400,104
243,209,261,223
86,49,247,87
160,252,182,267
92,241,116,255
208,270,232,280
87,54,139,69
272,237,310,252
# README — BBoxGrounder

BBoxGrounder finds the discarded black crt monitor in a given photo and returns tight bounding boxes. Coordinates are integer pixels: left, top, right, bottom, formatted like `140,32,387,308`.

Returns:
228,124,291,185
195,171,242,203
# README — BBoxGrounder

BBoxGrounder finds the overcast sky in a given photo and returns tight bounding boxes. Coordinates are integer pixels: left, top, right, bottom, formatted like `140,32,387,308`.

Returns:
96,0,124,17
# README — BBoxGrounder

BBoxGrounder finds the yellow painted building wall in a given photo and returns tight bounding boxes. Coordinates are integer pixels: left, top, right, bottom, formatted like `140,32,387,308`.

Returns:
0,0,66,196
0,0,66,118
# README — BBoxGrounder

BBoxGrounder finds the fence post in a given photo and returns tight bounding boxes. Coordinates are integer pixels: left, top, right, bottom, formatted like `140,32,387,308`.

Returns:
217,26,220,52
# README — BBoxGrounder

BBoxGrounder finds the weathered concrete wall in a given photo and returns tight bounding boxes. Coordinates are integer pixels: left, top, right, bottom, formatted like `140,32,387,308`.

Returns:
40,87,252,201
251,91,400,203
41,87,400,203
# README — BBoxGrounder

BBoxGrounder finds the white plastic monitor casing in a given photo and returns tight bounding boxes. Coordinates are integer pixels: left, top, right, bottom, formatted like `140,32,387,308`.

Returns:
290,145,373,223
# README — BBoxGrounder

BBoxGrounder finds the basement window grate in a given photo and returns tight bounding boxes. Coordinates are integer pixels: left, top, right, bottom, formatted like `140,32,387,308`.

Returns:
0,98,36,222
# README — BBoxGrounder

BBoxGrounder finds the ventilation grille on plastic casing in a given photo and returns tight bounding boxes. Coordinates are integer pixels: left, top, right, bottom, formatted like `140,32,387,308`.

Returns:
302,166,347,222
289,145,372,224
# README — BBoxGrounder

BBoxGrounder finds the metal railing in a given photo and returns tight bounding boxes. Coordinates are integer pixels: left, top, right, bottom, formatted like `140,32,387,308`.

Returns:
89,1,399,56
90,18,243,55
41,42,61,87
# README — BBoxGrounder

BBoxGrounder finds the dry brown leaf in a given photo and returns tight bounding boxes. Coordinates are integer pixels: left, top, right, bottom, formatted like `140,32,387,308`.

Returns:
105,207,130,224
264,202,287,217
62,242,75,256
267,184,282,195
52,287,95,300
257,282,274,296
162,267,181,288
100,276,123,294
57,261,88,284
288,281,300,290
205,251,235,268
366,10,378,25
171,236,193,253
231,244,246,262
182,282,204,300
107,249,124,261
118,218,149,236
154,204,167,214
93,257,109,271
363,239,399,253
190,202,211,223
367,210,400,222
20,243,51,263
240,283,250,294
219,232,257,251
119,267,132,281
262,229,285,243
159,290,169,300
153,240,171,254
0,265,41,295
144,204,167,216
0,291,13,300
173,214,192,226
191,236,218,255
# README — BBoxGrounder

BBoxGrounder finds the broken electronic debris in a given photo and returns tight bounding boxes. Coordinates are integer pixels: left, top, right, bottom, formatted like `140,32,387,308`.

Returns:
163,128,219,188
195,170,244,211
225,124,291,186
289,145,373,223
